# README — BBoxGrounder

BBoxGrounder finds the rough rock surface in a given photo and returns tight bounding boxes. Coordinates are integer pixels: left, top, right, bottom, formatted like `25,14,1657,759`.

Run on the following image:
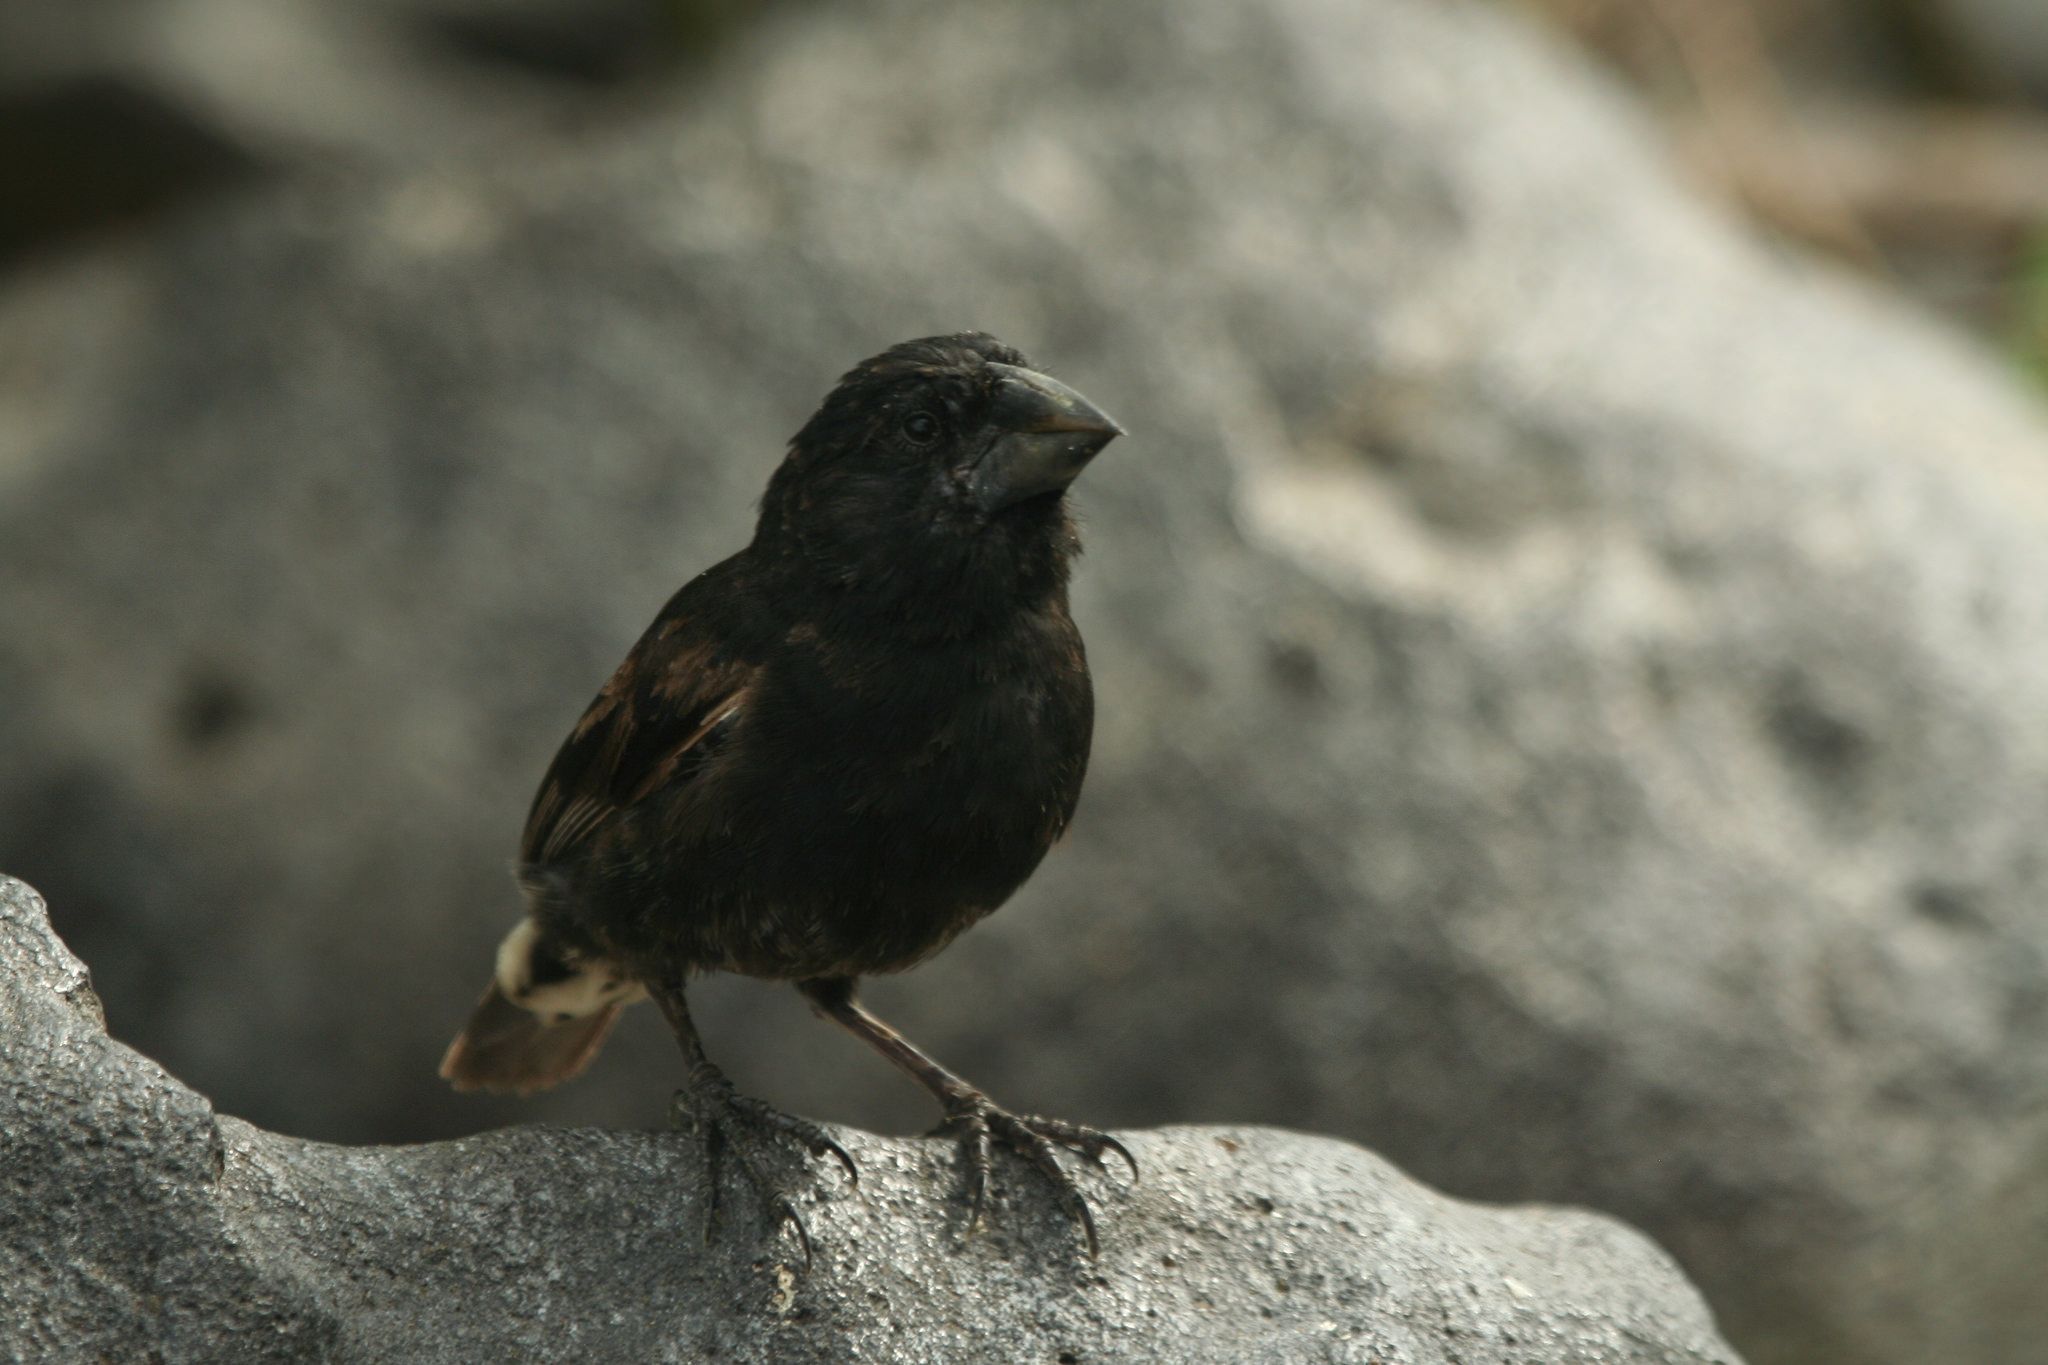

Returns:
0,876,1737,1364
4,0,2048,1362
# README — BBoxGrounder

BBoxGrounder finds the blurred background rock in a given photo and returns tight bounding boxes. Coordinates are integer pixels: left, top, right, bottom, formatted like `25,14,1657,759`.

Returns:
5,1,2048,1363
1516,0,2048,380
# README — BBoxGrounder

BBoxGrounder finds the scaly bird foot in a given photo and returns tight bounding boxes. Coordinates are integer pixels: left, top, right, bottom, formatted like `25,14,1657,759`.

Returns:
669,1076,858,1268
931,1096,1137,1258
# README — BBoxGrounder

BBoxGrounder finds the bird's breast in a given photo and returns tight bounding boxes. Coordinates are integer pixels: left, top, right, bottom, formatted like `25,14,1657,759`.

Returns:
745,617,1090,893
614,608,1094,979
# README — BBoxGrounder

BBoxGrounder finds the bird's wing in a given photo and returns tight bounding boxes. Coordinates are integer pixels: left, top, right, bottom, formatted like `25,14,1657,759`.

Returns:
520,580,755,868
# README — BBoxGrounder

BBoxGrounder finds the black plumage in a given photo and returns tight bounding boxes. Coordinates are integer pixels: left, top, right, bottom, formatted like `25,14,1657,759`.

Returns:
441,332,1130,1258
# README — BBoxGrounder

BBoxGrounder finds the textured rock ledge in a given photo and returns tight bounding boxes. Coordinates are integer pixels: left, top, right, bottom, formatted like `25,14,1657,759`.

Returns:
0,876,1735,1363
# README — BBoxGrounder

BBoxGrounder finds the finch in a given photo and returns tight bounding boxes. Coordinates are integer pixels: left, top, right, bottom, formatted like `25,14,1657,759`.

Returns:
440,332,1130,1258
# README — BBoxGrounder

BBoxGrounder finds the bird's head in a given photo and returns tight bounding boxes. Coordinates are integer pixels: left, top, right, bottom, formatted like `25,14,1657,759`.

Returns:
758,333,1121,617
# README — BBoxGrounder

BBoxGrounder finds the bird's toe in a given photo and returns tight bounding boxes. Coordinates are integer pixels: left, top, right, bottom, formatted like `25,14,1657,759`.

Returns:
933,1097,1126,1258
669,1082,847,1264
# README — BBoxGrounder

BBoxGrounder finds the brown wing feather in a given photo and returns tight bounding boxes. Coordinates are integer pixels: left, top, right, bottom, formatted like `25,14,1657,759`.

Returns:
521,593,754,868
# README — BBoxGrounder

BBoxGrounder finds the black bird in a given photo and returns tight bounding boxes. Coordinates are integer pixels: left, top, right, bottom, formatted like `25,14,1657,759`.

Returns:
441,332,1131,1258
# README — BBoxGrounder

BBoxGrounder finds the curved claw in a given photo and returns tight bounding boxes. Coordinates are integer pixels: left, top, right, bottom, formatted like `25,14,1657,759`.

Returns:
1104,1135,1140,1186
1043,1168,1100,1258
1009,1112,1141,1188
727,1092,862,1193
771,1197,815,1271
814,1132,861,1190
1070,1130,1140,1187
937,1102,1124,1258
669,1085,842,1266
1074,1200,1102,1259
993,1114,1102,1258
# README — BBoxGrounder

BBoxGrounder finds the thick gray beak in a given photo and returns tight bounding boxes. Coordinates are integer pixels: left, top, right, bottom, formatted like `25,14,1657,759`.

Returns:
967,363,1123,513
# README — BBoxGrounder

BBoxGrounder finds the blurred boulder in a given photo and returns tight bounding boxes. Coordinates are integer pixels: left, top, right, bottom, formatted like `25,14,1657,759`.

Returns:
5,0,2048,1363
0,876,1741,1365
0,0,711,267
1942,0,2048,98
0,76,258,268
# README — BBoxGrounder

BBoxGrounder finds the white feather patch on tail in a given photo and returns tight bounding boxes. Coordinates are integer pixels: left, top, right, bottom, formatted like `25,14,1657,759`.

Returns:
493,918,646,1022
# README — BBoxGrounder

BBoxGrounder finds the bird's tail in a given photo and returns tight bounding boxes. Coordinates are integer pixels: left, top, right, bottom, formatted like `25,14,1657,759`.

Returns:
438,982,623,1095
438,917,642,1095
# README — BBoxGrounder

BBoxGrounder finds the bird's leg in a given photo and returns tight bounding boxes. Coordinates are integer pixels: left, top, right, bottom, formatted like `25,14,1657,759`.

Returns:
796,976,1135,1257
652,980,856,1266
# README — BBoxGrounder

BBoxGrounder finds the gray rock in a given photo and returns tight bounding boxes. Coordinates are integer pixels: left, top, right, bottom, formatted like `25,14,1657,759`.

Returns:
0,875,1738,1364
4,0,2048,1362
0,0,705,268
1935,0,2048,97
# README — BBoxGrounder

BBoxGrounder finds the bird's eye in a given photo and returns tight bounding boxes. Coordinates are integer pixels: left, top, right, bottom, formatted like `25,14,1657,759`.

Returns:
902,411,940,445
